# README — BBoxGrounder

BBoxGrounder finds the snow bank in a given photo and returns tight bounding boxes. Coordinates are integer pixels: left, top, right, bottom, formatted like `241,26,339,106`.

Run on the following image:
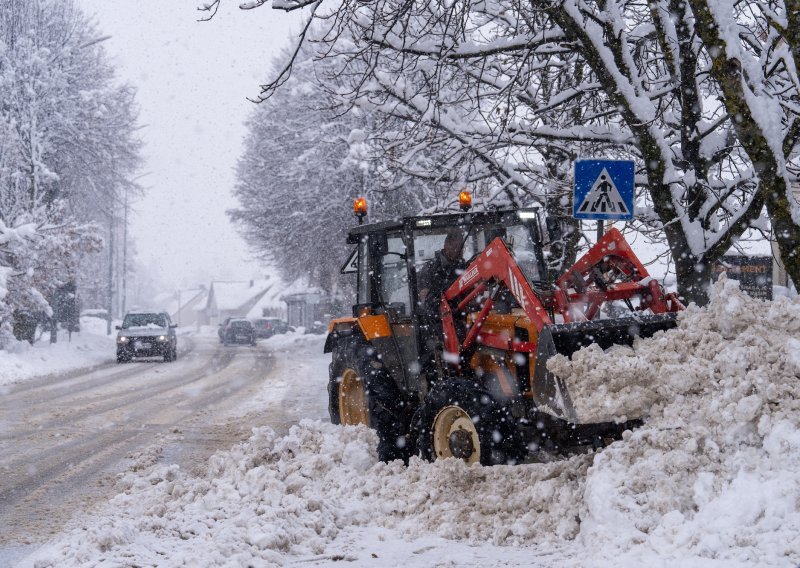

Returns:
26,279,800,566
549,275,800,424
555,275,800,565
30,420,591,567
0,316,115,387
262,329,326,350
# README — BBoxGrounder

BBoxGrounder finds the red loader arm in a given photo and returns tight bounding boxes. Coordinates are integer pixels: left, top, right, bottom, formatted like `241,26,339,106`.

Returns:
439,228,683,370
553,228,684,320
439,237,551,363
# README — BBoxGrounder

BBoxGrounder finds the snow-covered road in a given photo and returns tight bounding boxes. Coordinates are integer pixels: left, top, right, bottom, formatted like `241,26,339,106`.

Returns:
0,333,328,566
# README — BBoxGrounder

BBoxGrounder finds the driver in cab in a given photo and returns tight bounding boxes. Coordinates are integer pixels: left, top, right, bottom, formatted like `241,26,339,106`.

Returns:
417,228,466,331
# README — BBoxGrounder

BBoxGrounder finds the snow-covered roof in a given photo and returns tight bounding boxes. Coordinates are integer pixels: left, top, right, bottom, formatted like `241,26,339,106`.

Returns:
207,279,274,313
178,288,207,311
151,292,177,315
279,279,325,302
244,277,313,319
147,288,208,319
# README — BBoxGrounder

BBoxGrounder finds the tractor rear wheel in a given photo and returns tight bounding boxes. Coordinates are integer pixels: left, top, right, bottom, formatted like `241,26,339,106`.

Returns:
328,336,414,463
412,380,524,466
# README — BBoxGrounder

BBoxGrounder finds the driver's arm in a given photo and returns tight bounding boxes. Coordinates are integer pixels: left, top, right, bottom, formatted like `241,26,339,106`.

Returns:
416,261,434,302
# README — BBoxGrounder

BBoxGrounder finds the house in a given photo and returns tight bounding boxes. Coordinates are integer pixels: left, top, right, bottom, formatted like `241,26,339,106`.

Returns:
246,279,290,320
203,279,275,327
282,286,332,329
149,287,208,328
174,288,208,327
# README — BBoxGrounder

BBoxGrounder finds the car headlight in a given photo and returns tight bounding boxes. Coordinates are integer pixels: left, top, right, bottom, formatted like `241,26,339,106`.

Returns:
157,335,168,341
118,336,129,343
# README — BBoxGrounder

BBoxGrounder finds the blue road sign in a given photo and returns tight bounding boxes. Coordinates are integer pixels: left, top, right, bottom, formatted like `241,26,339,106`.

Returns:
573,160,635,220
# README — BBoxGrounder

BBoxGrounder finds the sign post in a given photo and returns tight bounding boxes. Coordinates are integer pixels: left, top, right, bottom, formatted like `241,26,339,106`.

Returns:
574,160,635,237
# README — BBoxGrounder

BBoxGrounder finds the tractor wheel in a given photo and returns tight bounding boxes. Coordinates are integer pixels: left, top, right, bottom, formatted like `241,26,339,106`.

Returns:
412,380,524,466
328,337,414,463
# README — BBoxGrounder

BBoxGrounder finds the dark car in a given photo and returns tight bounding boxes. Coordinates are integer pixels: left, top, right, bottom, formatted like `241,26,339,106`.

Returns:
116,311,177,363
218,317,232,343
266,318,295,335
223,319,256,346
251,318,274,339
252,317,295,338
217,317,254,342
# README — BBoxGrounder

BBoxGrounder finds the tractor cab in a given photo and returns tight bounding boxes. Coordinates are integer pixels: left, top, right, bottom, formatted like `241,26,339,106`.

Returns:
346,207,555,311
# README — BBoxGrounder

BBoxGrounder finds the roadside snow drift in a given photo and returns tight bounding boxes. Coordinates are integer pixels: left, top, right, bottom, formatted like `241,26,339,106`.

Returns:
29,277,800,567
0,316,114,387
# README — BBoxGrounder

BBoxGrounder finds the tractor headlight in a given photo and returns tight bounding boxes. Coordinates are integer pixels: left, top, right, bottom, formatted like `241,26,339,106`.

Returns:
117,336,129,343
157,335,168,342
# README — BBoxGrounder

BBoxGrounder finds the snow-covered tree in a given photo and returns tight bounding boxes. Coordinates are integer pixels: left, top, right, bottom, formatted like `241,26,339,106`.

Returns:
229,44,440,296
0,0,142,342
205,0,800,304
0,207,101,339
687,0,800,295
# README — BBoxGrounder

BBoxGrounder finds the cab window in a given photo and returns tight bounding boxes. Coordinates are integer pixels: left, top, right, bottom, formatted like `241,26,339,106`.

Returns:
379,235,410,315
412,229,474,271
357,237,370,305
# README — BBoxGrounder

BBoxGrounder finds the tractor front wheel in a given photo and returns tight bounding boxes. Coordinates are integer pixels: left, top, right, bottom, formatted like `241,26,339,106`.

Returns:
412,380,523,466
328,337,414,463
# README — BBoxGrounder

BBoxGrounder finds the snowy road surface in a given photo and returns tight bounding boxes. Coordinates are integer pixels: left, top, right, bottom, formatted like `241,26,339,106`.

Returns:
0,333,328,564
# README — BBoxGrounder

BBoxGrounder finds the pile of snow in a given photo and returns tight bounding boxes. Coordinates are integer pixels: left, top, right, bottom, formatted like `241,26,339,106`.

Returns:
29,421,590,567
550,275,800,425
553,275,800,563
263,328,326,350
0,316,116,387
26,279,800,566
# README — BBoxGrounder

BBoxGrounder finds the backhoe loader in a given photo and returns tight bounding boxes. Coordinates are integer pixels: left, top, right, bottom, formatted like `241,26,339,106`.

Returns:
325,198,683,464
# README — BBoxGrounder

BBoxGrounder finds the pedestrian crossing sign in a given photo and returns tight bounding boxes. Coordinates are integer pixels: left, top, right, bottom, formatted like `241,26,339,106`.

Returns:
573,159,635,220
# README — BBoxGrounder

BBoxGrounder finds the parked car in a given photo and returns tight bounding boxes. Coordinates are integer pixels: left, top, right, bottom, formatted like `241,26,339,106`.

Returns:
217,317,255,342
304,320,327,335
218,317,232,343
251,318,273,339
252,317,295,338
116,311,177,363
265,318,295,335
223,318,257,346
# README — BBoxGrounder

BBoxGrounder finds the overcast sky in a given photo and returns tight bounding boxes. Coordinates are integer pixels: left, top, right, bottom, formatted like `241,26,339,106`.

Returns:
76,1,302,290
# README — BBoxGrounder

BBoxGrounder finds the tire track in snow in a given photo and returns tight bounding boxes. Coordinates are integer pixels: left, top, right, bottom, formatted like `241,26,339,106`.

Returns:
0,336,274,547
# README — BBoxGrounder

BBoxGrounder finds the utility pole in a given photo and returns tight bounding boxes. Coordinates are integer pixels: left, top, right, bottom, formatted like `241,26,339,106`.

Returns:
106,212,115,336
121,186,128,316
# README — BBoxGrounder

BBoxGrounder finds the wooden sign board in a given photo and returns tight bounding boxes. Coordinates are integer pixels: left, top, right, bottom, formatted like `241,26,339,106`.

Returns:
712,255,773,301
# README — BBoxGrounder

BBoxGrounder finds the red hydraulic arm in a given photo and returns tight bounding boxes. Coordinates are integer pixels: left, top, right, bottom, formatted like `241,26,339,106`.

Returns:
439,229,683,368
553,228,684,319
439,237,552,364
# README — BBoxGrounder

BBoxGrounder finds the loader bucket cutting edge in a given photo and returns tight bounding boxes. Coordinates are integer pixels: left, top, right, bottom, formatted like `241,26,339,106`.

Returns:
531,313,679,423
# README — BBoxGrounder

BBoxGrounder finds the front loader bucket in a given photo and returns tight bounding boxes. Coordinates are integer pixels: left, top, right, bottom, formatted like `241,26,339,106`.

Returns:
531,313,679,422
